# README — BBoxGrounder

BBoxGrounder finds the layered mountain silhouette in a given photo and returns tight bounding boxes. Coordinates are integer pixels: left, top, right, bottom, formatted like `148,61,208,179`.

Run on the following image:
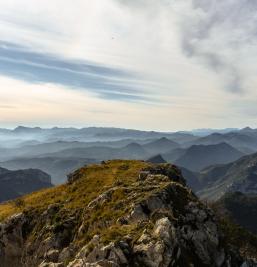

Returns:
174,142,244,171
185,131,257,154
197,152,257,200
142,137,179,154
0,126,197,145
147,154,167,164
0,157,96,184
162,147,187,162
1,126,257,192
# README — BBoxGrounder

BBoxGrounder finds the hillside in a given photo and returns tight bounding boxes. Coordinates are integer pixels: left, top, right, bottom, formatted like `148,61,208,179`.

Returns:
214,192,257,235
198,152,257,201
0,160,256,266
180,167,202,191
0,167,52,202
175,142,244,171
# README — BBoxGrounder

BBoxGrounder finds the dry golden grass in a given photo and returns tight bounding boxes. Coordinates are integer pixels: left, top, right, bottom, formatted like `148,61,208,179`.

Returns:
0,160,190,247
0,160,148,222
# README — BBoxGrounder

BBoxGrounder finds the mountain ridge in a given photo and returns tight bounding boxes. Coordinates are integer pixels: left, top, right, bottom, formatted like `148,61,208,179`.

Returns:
175,142,244,171
0,160,256,266
197,152,257,200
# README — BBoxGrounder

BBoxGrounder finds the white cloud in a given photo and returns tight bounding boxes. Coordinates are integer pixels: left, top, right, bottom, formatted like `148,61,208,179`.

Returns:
0,0,257,129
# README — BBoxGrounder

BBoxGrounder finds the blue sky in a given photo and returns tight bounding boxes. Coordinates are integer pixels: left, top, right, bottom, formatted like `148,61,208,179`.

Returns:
0,0,257,130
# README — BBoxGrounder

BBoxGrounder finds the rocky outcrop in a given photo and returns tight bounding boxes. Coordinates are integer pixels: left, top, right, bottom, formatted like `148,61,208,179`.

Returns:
0,213,26,267
68,191,247,267
0,161,256,267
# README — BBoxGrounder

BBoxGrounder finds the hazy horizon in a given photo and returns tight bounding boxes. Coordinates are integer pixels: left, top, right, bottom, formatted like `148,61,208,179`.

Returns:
0,124,250,133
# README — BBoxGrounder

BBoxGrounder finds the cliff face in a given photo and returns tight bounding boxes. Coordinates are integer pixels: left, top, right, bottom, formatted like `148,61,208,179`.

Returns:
0,160,256,267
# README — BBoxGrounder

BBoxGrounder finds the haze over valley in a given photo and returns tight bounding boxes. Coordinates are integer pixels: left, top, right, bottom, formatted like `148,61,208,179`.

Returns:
1,126,257,197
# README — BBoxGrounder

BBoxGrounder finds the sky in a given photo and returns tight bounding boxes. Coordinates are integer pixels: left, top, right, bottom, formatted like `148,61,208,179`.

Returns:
0,0,257,131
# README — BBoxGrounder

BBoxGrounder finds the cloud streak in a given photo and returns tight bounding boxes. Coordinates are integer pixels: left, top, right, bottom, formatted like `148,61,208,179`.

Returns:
0,41,151,102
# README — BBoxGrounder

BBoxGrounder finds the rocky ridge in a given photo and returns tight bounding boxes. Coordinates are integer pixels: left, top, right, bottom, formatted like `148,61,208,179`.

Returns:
0,160,256,267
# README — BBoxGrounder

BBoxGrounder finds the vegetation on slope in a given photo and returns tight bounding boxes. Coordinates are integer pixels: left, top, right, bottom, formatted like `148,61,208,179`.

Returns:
0,160,256,267
215,192,257,234
0,160,184,245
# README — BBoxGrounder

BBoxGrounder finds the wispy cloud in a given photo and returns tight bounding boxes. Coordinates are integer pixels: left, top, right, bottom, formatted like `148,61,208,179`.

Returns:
0,41,151,102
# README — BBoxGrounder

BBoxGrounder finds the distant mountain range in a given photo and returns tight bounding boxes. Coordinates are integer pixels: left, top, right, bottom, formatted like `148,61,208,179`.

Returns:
174,142,244,171
1,126,257,191
195,152,257,200
0,167,52,202
185,129,257,154
147,154,167,164
175,151,257,201
142,137,179,154
0,157,97,184
0,126,198,145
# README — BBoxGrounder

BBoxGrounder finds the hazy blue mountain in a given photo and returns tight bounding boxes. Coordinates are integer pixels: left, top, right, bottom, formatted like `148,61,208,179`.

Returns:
13,126,43,134
0,126,198,149
0,157,97,184
175,143,244,172
163,132,198,144
0,139,156,161
197,152,257,200
143,137,180,154
180,167,202,191
185,128,239,136
162,148,187,163
0,167,52,202
147,154,167,164
37,142,149,161
185,132,257,154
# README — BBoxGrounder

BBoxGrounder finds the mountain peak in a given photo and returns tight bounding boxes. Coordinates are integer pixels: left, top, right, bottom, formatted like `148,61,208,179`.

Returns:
154,137,175,144
147,154,167,164
124,143,145,153
241,126,253,132
175,142,244,172
125,142,142,148
0,160,254,266
143,137,179,154
13,126,42,133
